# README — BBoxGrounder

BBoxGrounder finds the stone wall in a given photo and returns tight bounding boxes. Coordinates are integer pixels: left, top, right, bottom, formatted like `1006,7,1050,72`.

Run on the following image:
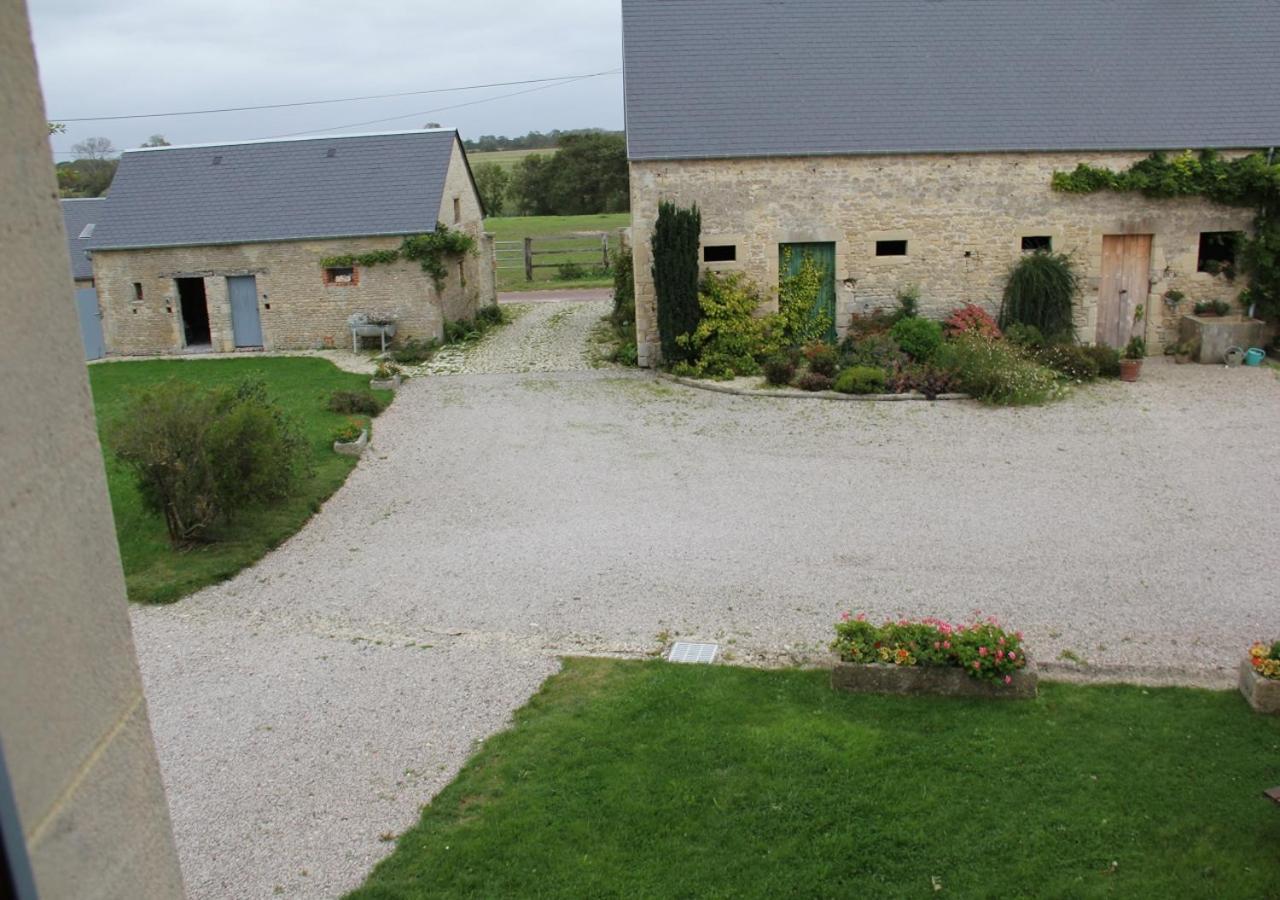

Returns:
630,151,1256,366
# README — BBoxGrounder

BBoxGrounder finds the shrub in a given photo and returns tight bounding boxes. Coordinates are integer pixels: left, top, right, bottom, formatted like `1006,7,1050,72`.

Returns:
889,364,960,399
1194,299,1232,316
372,361,401,380
845,309,897,341
1083,344,1122,378
1249,641,1280,679
610,248,635,329
110,379,310,546
832,613,1029,684
1003,322,1046,350
1036,344,1100,381
802,341,839,377
1124,336,1147,360
652,201,702,364
677,271,775,378
795,372,834,392
832,366,886,395
763,354,797,386
839,333,906,370
476,304,508,328
328,390,385,416
390,338,439,364
1000,251,1080,340
778,249,832,347
889,316,943,361
895,284,920,319
944,304,1002,339
557,261,586,280
934,334,1060,405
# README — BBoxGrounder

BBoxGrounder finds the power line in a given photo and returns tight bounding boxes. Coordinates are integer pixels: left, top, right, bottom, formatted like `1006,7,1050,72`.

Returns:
50,70,621,123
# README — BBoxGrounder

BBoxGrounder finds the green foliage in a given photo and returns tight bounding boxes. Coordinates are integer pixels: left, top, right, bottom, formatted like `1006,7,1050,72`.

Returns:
1083,344,1122,378
1002,322,1046,350
1194,299,1232,316
833,366,887,395
611,248,635,329
889,316,943,361
832,614,1028,682
934,334,1061,405
372,361,402,381
801,342,838,377
55,158,117,198
471,161,510,216
677,271,772,378
895,284,921,319
1053,150,1280,319
507,132,629,216
1000,251,1081,339
109,378,310,546
762,355,797,386
390,338,441,365
652,201,703,364
476,304,508,328
1124,336,1147,360
839,333,906,370
1036,344,1101,382
320,225,475,290
328,390,385,416
777,249,832,346
795,371,834,392
334,420,366,443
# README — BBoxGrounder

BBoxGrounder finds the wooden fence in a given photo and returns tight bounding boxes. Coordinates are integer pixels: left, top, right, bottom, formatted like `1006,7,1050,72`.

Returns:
494,232,613,282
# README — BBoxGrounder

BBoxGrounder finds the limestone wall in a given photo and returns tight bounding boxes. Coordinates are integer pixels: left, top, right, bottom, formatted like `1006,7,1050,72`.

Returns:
630,151,1255,366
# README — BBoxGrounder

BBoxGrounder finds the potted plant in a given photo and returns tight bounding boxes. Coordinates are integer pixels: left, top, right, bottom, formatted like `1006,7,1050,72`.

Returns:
333,419,369,457
1240,641,1280,714
370,361,402,390
1119,336,1145,382
1163,340,1194,365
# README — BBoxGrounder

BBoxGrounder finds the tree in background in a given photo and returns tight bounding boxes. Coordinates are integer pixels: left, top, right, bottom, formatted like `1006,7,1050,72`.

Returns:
472,162,510,216
651,201,702,364
71,136,116,159
57,158,118,197
507,132,629,216
140,134,170,147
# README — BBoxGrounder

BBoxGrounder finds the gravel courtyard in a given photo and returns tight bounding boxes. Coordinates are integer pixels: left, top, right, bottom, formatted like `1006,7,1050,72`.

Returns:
131,299,1280,897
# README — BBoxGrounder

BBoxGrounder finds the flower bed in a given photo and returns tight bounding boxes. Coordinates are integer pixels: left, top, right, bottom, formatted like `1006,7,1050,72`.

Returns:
831,614,1036,699
1241,641,1280,714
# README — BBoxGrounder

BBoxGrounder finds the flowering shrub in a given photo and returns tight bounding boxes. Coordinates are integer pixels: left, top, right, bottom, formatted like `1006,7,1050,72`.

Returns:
933,334,1061,405
944,304,1002,339
833,614,1029,684
1249,641,1280,679
334,419,366,443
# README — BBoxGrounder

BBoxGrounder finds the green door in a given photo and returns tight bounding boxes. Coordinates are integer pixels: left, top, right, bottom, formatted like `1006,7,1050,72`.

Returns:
779,242,837,343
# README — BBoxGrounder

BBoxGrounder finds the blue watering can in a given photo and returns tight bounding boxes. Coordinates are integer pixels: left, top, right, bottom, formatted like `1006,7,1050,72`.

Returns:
1244,348,1266,367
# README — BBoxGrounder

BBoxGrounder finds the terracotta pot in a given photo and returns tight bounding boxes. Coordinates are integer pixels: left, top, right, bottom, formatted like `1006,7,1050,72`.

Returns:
1119,359,1142,382
1174,353,1191,365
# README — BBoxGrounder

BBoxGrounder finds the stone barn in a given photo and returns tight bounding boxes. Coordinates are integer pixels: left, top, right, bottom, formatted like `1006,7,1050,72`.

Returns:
61,197,106,359
621,0,1280,367
88,128,495,355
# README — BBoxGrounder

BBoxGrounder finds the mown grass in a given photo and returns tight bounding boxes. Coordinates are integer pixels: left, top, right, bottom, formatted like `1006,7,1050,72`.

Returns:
89,357,391,604
485,213,631,292
468,148,552,172
351,659,1280,899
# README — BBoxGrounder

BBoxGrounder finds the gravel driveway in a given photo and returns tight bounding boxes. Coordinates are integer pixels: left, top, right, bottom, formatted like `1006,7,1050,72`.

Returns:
131,301,1280,897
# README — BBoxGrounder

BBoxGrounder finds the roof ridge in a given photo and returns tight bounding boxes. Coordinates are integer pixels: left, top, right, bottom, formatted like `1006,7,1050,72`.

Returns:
127,127,457,154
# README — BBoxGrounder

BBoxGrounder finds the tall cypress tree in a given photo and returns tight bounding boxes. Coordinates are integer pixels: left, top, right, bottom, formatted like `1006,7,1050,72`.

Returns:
651,201,702,363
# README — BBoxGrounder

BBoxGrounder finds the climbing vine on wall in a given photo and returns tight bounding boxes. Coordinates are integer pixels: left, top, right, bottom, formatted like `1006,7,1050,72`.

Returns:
1051,149,1280,318
320,223,476,290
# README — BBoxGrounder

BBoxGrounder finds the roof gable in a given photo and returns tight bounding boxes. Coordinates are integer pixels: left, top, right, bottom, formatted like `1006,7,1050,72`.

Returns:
622,0,1280,160
89,129,461,250
60,198,103,279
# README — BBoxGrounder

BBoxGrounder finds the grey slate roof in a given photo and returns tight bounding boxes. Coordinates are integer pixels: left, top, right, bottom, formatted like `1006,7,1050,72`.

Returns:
89,129,459,250
622,0,1280,161
60,198,104,280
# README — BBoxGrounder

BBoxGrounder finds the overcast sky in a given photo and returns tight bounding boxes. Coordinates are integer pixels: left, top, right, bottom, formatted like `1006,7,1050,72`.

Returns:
29,0,625,159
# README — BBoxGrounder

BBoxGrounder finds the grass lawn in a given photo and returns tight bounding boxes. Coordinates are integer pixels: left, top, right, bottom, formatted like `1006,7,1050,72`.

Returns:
468,148,552,172
351,659,1280,899
89,357,391,604
485,213,631,293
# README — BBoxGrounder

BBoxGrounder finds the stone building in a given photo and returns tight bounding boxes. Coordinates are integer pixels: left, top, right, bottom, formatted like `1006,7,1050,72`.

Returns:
61,197,107,359
89,128,495,355
621,0,1279,366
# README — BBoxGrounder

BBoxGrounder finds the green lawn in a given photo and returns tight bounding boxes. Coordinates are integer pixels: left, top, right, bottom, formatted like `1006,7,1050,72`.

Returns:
351,659,1280,899
485,213,631,293
89,357,391,604
468,148,552,172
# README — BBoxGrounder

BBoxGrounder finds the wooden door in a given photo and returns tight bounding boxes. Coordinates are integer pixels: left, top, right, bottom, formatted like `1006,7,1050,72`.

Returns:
779,242,837,343
1096,235,1151,349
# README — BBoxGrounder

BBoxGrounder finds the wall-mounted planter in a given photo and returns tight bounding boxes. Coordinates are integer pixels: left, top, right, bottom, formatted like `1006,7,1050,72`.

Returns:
831,660,1038,700
1180,315,1266,364
370,375,402,390
333,428,369,458
1239,660,1280,714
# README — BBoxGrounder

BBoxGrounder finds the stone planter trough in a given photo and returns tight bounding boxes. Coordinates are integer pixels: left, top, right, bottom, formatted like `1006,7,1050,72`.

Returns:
1239,660,1280,714
370,374,402,390
1180,315,1266,364
333,428,369,458
831,659,1038,700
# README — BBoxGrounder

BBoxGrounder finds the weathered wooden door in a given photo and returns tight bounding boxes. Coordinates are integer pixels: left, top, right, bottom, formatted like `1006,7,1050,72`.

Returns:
779,242,837,343
227,275,263,348
1096,235,1151,349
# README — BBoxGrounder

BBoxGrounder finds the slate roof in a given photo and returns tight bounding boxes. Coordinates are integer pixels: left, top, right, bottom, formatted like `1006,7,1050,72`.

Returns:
89,129,461,250
60,198,104,280
621,0,1280,161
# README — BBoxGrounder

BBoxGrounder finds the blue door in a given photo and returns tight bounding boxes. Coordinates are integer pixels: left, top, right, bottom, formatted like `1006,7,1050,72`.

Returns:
74,285,105,360
227,276,263,347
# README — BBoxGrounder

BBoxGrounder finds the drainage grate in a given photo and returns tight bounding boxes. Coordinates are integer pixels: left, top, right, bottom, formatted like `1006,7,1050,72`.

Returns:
668,642,718,664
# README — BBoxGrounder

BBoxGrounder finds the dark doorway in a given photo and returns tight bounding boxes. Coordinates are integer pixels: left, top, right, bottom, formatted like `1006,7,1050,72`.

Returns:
176,277,211,347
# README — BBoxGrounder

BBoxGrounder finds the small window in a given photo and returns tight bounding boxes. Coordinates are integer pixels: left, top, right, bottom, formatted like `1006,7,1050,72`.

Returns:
132,282,144,301
875,239,908,257
453,197,462,224
1198,231,1240,275
324,266,356,286
1021,235,1052,252
458,260,466,289
703,245,737,263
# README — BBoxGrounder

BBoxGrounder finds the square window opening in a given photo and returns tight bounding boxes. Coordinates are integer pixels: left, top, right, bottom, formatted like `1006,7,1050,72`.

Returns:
1197,231,1240,275
325,267,356,286
875,239,908,257
132,282,144,301
703,245,737,263
1021,235,1052,252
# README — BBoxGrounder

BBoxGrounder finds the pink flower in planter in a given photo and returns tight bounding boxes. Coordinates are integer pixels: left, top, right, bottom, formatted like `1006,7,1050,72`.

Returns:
1004,675,1013,685
841,612,851,622
996,650,1005,661
856,613,867,622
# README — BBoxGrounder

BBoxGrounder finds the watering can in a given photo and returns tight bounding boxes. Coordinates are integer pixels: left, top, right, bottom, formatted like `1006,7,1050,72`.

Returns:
1244,348,1266,367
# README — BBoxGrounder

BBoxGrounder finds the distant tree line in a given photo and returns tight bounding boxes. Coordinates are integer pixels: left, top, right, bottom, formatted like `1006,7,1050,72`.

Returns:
463,128,618,153
55,134,168,197
471,132,628,217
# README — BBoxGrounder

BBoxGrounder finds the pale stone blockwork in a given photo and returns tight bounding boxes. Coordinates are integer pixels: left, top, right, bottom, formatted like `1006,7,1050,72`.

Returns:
630,151,1255,367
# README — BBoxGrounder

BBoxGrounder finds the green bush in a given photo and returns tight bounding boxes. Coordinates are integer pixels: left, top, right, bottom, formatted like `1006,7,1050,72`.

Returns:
1036,344,1101,381
889,317,943,361
611,248,635,329
795,372,834,392
328,390,386,416
839,333,906,370
1000,252,1080,340
110,379,310,545
557,262,587,280
476,304,508,328
652,201,702,364
933,335,1060,406
677,271,776,378
763,355,797,386
802,342,839,377
390,338,440,364
1083,344,1122,378
1003,322,1046,350
832,366,887,395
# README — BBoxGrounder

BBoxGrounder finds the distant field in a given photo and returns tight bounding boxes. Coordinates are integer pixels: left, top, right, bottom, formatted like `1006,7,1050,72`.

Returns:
485,213,632,292
468,148,552,171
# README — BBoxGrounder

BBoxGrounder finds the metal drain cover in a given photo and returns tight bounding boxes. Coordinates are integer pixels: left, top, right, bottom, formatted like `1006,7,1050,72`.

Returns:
668,642,718,664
